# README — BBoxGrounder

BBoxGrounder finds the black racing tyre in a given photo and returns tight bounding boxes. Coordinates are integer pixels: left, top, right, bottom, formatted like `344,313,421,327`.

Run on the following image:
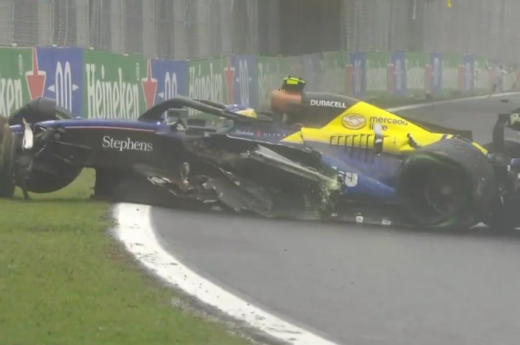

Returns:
397,139,496,230
481,140,520,230
8,97,79,194
0,116,16,198
8,98,72,126
25,160,82,194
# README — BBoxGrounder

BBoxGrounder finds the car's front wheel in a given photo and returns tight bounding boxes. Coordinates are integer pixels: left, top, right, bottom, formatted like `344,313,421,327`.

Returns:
397,139,496,230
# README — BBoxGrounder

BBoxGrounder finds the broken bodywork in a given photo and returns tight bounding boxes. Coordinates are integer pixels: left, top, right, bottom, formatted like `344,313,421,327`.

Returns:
3,92,520,231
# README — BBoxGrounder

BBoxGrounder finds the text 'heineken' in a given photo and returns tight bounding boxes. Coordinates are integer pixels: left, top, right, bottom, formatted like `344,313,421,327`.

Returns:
258,62,282,107
188,63,223,115
86,64,140,119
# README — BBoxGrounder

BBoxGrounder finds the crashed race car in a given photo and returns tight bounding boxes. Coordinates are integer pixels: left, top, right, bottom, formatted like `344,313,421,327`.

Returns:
2,76,520,231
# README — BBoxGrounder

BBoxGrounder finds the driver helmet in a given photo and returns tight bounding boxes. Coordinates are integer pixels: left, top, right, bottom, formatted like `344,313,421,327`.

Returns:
280,76,305,92
224,104,257,118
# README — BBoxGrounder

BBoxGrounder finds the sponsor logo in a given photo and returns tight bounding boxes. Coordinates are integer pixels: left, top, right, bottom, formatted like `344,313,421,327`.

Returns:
102,135,153,152
142,59,158,109
224,57,252,105
231,129,255,136
310,99,347,108
85,63,141,119
342,114,366,130
369,116,408,131
261,132,285,137
188,62,223,116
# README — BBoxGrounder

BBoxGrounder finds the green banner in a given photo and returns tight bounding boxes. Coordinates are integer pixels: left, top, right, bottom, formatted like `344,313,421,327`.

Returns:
405,52,428,97
319,51,347,95
83,50,146,119
442,53,462,92
1,46,515,119
365,51,389,99
187,58,226,116
257,56,291,109
0,47,34,116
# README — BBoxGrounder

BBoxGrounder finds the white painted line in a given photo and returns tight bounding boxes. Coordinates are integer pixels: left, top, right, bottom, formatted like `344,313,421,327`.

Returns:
113,203,341,345
387,92,519,112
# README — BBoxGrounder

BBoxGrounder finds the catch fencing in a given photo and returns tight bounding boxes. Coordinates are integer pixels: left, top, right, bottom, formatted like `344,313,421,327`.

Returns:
0,0,518,62
0,0,516,119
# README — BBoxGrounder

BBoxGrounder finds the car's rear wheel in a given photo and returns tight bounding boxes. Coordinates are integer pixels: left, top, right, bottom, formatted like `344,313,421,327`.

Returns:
8,98,73,126
397,139,496,230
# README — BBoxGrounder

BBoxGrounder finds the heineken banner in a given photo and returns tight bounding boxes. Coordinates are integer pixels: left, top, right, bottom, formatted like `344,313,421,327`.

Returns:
0,46,516,118
365,51,389,100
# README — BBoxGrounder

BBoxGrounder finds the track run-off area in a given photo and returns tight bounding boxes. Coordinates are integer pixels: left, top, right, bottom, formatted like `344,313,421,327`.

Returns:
115,93,520,345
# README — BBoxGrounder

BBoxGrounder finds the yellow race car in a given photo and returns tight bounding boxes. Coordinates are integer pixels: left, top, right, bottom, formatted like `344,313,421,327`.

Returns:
251,76,520,230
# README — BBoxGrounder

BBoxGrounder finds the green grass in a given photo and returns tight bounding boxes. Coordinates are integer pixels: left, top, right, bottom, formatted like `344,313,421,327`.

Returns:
0,169,251,345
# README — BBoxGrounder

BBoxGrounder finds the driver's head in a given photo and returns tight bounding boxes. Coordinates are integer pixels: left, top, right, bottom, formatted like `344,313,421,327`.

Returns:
224,104,257,118
280,76,305,93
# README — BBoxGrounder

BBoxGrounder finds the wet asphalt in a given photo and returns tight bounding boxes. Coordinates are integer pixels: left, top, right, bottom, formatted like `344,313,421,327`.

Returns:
151,96,520,345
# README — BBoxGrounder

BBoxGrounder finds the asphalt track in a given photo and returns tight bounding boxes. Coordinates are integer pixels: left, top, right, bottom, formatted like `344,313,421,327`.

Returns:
151,96,520,345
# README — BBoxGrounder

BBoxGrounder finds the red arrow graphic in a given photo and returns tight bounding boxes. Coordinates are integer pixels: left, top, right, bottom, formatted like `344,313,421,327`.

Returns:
25,47,46,100
224,57,235,104
141,59,157,109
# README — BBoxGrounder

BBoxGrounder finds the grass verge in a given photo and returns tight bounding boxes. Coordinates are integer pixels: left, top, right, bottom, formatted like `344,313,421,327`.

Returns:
0,169,251,345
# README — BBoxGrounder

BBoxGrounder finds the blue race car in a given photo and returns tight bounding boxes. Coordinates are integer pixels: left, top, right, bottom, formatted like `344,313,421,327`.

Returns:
2,84,520,231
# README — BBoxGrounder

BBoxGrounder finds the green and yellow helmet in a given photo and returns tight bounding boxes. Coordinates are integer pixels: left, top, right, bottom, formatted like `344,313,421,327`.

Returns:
280,76,306,92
